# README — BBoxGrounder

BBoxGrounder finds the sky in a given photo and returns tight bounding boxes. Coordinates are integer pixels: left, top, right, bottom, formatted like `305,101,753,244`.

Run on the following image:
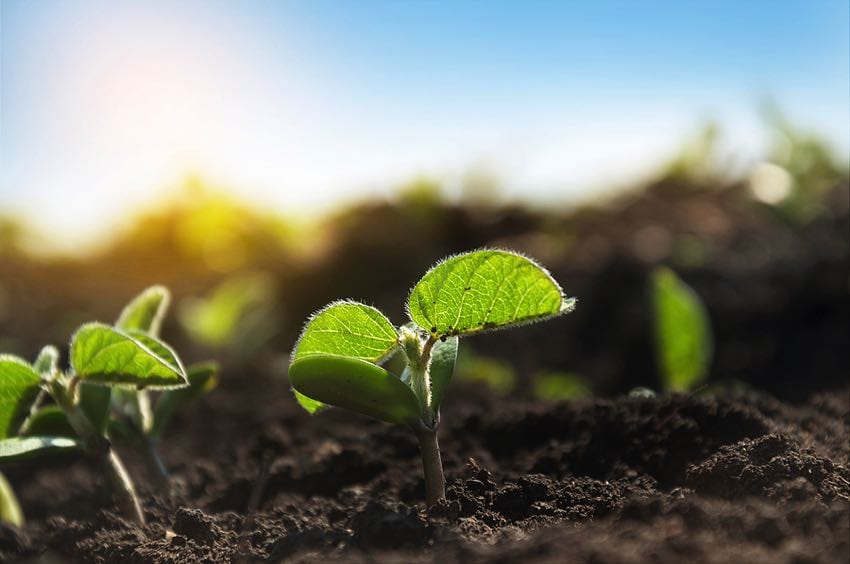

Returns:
1,0,848,247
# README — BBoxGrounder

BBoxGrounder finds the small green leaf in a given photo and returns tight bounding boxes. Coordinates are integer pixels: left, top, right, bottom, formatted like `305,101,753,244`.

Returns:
293,301,398,363
116,285,171,337
429,336,458,414
652,267,712,392
80,383,112,433
33,345,60,378
22,406,76,438
293,389,327,415
0,471,24,527
151,361,218,437
0,355,42,439
0,436,83,461
408,249,575,338
70,323,187,389
289,355,420,424
533,372,591,401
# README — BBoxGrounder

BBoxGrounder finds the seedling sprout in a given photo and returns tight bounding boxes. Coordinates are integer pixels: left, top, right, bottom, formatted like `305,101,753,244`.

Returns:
289,249,576,506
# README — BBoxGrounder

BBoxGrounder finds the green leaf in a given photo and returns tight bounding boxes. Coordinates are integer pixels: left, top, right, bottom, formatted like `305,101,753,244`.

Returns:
22,406,76,438
116,285,171,337
652,267,712,392
33,345,60,378
80,383,112,433
150,361,218,437
70,323,188,389
293,389,327,415
0,356,42,439
0,471,24,527
407,249,575,338
293,301,398,363
0,436,83,461
533,372,591,401
289,355,420,424
429,336,458,414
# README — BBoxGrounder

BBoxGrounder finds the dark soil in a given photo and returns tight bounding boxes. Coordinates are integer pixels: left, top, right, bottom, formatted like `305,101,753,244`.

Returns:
2,377,847,563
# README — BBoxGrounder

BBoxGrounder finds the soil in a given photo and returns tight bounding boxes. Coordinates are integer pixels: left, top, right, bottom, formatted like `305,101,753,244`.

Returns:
1,377,847,563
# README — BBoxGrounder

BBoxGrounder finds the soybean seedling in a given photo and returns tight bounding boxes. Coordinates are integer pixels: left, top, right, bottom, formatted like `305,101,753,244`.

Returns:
289,249,576,506
0,286,199,526
22,287,218,486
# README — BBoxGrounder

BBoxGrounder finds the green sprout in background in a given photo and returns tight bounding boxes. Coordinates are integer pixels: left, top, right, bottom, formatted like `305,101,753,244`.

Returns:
652,267,712,393
0,285,214,526
289,249,576,506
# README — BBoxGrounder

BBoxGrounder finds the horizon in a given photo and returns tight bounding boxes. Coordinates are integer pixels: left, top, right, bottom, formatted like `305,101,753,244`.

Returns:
2,0,848,249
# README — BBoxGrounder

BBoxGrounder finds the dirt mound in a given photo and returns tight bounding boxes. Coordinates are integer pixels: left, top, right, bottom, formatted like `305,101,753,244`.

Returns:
1,383,847,563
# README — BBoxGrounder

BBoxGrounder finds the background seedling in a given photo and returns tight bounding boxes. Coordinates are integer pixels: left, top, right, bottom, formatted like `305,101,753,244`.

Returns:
0,285,205,526
22,286,218,485
289,249,576,506
652,267,713,393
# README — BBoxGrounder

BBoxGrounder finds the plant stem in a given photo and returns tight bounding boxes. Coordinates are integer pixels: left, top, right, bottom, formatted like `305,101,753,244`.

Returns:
103,449,146,526
412,421,445,507
50,378,146,526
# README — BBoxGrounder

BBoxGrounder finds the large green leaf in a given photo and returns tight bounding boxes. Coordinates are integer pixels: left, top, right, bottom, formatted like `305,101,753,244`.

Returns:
289,355,420,424
293,301,398,363
116,285,171,337
151,361,218,438
33,345,60,378
652,267,712,392
0,436,83,461
70,323,187,389
407,250,575,338
428,336,458,414
0,356,42,439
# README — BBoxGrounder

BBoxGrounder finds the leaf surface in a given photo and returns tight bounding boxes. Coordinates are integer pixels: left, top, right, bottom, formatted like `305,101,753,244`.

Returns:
0,436,83,461
0,356,42,439
293,301,398,363
408,250,574,337
289,355,420,424
116,285,170,337
652,268,712,392
70,323,187,389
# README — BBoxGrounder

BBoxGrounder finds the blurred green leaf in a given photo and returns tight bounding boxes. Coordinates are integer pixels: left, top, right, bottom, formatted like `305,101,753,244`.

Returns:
289,355,420,424
151,361,218,438
455,350,516,396
70,323,187,389
652,267,712,393
33,345,60,378
408,249,574,338
0,436,83,461
179,272,275,347
0,355,41,438
116,285,170,337
533,372,591,401
22,406,76,438
80,382,112,433
0,471,23,527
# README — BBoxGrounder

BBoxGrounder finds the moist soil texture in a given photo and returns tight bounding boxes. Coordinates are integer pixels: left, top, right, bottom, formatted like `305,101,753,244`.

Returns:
1,378,847,563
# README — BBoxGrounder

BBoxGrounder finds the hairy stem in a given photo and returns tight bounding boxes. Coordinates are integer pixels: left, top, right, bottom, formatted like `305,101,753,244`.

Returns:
412,421,445,507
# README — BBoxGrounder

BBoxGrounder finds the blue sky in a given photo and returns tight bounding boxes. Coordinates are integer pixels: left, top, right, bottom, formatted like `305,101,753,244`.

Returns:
1,0,848,246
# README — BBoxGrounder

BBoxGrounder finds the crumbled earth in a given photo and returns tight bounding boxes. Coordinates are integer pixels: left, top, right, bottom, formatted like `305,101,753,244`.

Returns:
1,378,847,563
